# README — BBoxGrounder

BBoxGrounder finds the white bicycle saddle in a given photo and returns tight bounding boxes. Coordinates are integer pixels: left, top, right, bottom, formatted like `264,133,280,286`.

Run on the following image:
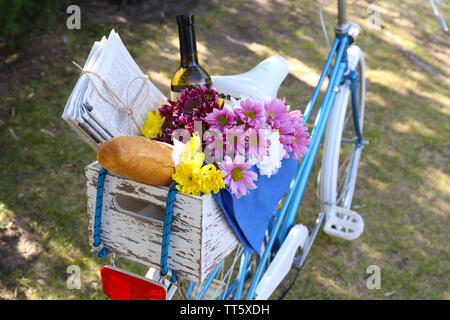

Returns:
211,55,289,102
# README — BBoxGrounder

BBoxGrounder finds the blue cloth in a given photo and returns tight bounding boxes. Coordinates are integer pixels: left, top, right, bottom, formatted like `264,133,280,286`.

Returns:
212,157,298,253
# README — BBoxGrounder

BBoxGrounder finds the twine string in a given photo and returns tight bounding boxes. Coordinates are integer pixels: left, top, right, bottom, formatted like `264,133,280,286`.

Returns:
72,61,150,135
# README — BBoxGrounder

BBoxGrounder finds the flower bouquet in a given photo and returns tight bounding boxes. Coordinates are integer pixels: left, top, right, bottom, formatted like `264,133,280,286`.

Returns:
141,86,312,200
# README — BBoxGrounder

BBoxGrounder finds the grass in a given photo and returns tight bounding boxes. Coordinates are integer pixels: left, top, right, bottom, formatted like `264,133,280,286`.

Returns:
0,0,449,299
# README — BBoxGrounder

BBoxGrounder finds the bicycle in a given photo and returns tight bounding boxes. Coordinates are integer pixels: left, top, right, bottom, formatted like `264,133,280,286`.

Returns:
140,0,368,300
89,0,450,300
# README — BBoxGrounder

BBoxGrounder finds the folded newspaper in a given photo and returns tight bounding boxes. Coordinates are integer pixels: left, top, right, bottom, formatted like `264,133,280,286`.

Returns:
62,29,166,150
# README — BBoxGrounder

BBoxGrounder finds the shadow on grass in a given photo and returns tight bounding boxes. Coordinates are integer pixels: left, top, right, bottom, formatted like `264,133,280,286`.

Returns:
284,72,448,298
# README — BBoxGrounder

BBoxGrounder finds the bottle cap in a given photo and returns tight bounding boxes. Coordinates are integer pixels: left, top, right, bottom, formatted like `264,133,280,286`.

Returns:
176,13,194,26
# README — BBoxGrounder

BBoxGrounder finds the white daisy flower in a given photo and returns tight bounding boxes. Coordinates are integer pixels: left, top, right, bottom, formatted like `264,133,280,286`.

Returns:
257,130,285,177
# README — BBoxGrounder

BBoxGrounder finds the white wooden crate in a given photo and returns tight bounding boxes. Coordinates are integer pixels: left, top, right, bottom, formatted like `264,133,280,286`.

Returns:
85,161,239,283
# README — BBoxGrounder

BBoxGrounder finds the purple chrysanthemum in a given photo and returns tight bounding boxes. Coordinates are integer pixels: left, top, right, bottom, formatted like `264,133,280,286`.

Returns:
157,86,223,144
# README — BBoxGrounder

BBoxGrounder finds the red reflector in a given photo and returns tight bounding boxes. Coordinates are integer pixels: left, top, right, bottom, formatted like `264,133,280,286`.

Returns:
100,266,166,300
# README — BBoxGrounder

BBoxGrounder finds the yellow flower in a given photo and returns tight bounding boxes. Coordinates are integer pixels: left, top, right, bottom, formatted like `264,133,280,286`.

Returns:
140,105,165,139
180,134,203,168
173,134,225,196
172,162,204,196
200,164,225,194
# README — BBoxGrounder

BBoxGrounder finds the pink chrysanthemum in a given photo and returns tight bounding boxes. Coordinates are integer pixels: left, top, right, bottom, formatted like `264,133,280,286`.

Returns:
289,110,305,125
219,155,258,199
205,108,236,131
277,121,295,158
281,110,311,160
291,125,312,159
264,98,290,129
224,126,246,157
263,98,298,158
244,128,271,163
245,128,260,163
234,98,265,129
203,128,225,164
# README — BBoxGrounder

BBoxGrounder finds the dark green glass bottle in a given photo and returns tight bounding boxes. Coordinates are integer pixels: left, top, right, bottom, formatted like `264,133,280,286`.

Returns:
171,13,212,100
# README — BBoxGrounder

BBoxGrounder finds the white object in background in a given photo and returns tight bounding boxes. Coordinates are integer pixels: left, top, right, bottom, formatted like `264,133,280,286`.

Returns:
212,55,289,102
323,206,364,240
254,224,308,300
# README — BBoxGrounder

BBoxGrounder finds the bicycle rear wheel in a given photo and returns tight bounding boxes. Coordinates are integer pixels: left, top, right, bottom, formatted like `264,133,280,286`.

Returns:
320,47,365,212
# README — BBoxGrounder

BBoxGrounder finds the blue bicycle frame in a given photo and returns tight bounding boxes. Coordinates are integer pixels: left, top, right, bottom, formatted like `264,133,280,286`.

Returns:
190,24,363,300
245,31,351,300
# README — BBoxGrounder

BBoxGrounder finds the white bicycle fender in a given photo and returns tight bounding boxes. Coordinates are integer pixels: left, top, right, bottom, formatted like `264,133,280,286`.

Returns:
347,45,362,71
254,224,308,300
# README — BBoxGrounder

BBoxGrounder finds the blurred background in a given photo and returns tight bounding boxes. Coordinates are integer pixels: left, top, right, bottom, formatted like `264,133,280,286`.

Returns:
0,0,448,299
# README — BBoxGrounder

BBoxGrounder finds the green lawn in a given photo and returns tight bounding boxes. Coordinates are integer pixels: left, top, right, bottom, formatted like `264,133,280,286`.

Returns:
0,0,448,299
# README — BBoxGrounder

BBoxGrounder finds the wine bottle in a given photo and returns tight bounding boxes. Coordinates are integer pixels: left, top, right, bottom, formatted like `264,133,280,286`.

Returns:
171,13,212,100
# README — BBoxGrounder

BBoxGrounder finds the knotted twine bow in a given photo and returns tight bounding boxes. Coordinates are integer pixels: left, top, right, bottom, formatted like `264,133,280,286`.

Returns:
72,61,151,136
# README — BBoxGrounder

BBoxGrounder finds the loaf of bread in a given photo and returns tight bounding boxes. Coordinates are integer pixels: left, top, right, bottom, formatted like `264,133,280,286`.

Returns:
97,136,175,186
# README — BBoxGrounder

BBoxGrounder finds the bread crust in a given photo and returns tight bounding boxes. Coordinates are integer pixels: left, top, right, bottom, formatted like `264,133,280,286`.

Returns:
97,136,175,186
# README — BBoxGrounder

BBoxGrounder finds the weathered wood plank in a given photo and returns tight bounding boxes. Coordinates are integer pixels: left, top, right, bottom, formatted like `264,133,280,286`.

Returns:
201,195,239,277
